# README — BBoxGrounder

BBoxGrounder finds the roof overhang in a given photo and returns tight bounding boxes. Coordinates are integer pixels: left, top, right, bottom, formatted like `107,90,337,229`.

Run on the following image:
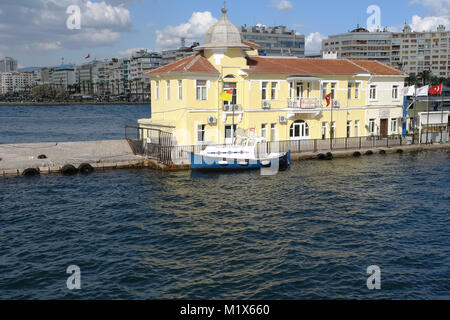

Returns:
287,76,323,82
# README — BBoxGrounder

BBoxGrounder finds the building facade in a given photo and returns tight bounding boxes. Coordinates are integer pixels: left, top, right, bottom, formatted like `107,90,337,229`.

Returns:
139,7,406,148
240,25,305,57
52,64,76,90
322,25,450,77
0,57,18,73
0,72,32,94
130,50,162,100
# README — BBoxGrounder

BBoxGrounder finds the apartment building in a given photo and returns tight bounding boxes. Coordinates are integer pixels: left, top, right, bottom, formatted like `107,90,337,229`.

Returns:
0,57,18,73
322,25,450,77
0,72,32,94
240,25,305,57
130,50,162,100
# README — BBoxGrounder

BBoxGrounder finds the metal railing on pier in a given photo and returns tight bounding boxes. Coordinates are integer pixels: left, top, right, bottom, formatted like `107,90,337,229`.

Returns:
126,125,425,164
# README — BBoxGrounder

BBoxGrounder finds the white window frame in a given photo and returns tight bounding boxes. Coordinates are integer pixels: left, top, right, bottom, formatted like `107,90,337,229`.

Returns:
178,80,182,100
369,119,376,134
196,80,207,101
355,83,360,99
262,82,267,100
166,80,170,100
271,82,277,100
155,80,159,100
392,85,399,100
197,124,206,144
330,83,336,100
391,118,398,133
270,123,276,141
261,123,267,138
322,122,327,140
347,83,352,100
354,120,359,137
322,82,327,99
369,85,377,100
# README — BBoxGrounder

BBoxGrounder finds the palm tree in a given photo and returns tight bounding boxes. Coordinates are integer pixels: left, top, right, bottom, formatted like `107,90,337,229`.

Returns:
405,73,418,86
418,70,431,86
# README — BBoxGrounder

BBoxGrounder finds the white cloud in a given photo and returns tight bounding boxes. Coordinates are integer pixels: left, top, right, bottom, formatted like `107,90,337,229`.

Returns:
410,0,450,17
305,32,325,54
273,0,293,11
409,14,450,31
118,48,152,57
37,41,63,51
155,11,218,50
0,0,132,53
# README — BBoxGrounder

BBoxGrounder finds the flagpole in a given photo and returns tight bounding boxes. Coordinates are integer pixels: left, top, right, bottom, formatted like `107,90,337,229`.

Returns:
426,90,430,144
441,84,444,143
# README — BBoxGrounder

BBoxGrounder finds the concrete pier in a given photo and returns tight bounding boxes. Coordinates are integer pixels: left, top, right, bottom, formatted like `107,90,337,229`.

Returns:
0,140,146,177
1,140,448,177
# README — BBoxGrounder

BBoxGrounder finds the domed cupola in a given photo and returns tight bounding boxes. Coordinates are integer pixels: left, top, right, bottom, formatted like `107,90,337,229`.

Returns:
195,6,250,51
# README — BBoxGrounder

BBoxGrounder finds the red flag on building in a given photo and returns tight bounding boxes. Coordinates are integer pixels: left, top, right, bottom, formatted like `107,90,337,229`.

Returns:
85,54,91,59
429,84,443,95
325,93,332,106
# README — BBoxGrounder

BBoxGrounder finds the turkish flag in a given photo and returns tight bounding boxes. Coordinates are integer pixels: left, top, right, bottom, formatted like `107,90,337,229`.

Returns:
325,93,332,106
429,84,443,95
85,54,91,59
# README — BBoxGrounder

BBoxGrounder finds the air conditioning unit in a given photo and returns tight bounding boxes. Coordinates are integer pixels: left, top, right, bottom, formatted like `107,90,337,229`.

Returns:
279,116,288,124
233,104,242,112
207,116,217,125
262,100,271,109
332,100,340,108
223,105,231,112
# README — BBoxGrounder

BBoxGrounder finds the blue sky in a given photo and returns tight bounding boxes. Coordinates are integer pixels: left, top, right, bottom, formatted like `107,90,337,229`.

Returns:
0,0,448,67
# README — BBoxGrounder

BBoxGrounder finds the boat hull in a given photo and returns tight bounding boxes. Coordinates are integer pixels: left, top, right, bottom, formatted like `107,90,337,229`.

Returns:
190,151,291,172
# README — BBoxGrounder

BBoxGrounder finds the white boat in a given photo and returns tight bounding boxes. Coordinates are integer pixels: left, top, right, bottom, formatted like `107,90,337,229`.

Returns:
190,136,291,171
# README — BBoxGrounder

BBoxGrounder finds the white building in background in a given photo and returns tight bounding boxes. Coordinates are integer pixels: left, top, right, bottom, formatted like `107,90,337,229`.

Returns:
240,25,305,57
322,25,392,65
51,64,76,90
0,72,32,94
130,50,162,100
31,68,51,86
0,57,18,73
322,24,450,78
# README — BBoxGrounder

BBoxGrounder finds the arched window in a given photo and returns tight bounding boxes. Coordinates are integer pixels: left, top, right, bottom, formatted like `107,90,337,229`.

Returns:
290,120,309,140
224,74,236,79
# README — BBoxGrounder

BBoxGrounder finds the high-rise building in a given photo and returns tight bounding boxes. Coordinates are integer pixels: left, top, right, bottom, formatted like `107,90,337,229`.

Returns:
0,72,32,94
130,50,162,100
240,25,305,57
321,26,392,65
0,57,18,73
322,25,450,78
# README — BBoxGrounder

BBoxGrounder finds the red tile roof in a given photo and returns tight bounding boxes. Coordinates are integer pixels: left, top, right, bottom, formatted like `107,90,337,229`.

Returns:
243,40,261,49
148,54,219,75
245,57,370,75
349,59,407,76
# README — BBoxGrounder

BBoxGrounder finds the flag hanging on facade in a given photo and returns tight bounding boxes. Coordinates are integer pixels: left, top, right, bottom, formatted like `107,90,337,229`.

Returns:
85,54,91,59
325,93,332,106
429,84,443,95
416,85,429,97
220,89,233,101
402,85,415,96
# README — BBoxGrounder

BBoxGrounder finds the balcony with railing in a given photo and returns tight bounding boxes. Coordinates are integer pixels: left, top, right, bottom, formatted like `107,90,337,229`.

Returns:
287,98,322,109
286,98,323,118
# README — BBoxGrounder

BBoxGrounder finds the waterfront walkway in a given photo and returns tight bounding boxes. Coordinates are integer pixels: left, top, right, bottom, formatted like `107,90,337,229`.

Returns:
0,140,145,177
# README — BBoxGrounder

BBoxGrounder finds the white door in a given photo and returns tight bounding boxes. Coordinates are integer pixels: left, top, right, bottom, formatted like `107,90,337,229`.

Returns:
225,125,236,145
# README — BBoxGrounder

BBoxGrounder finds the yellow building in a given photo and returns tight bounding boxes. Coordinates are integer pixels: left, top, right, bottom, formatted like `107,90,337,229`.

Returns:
138,6,406,147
